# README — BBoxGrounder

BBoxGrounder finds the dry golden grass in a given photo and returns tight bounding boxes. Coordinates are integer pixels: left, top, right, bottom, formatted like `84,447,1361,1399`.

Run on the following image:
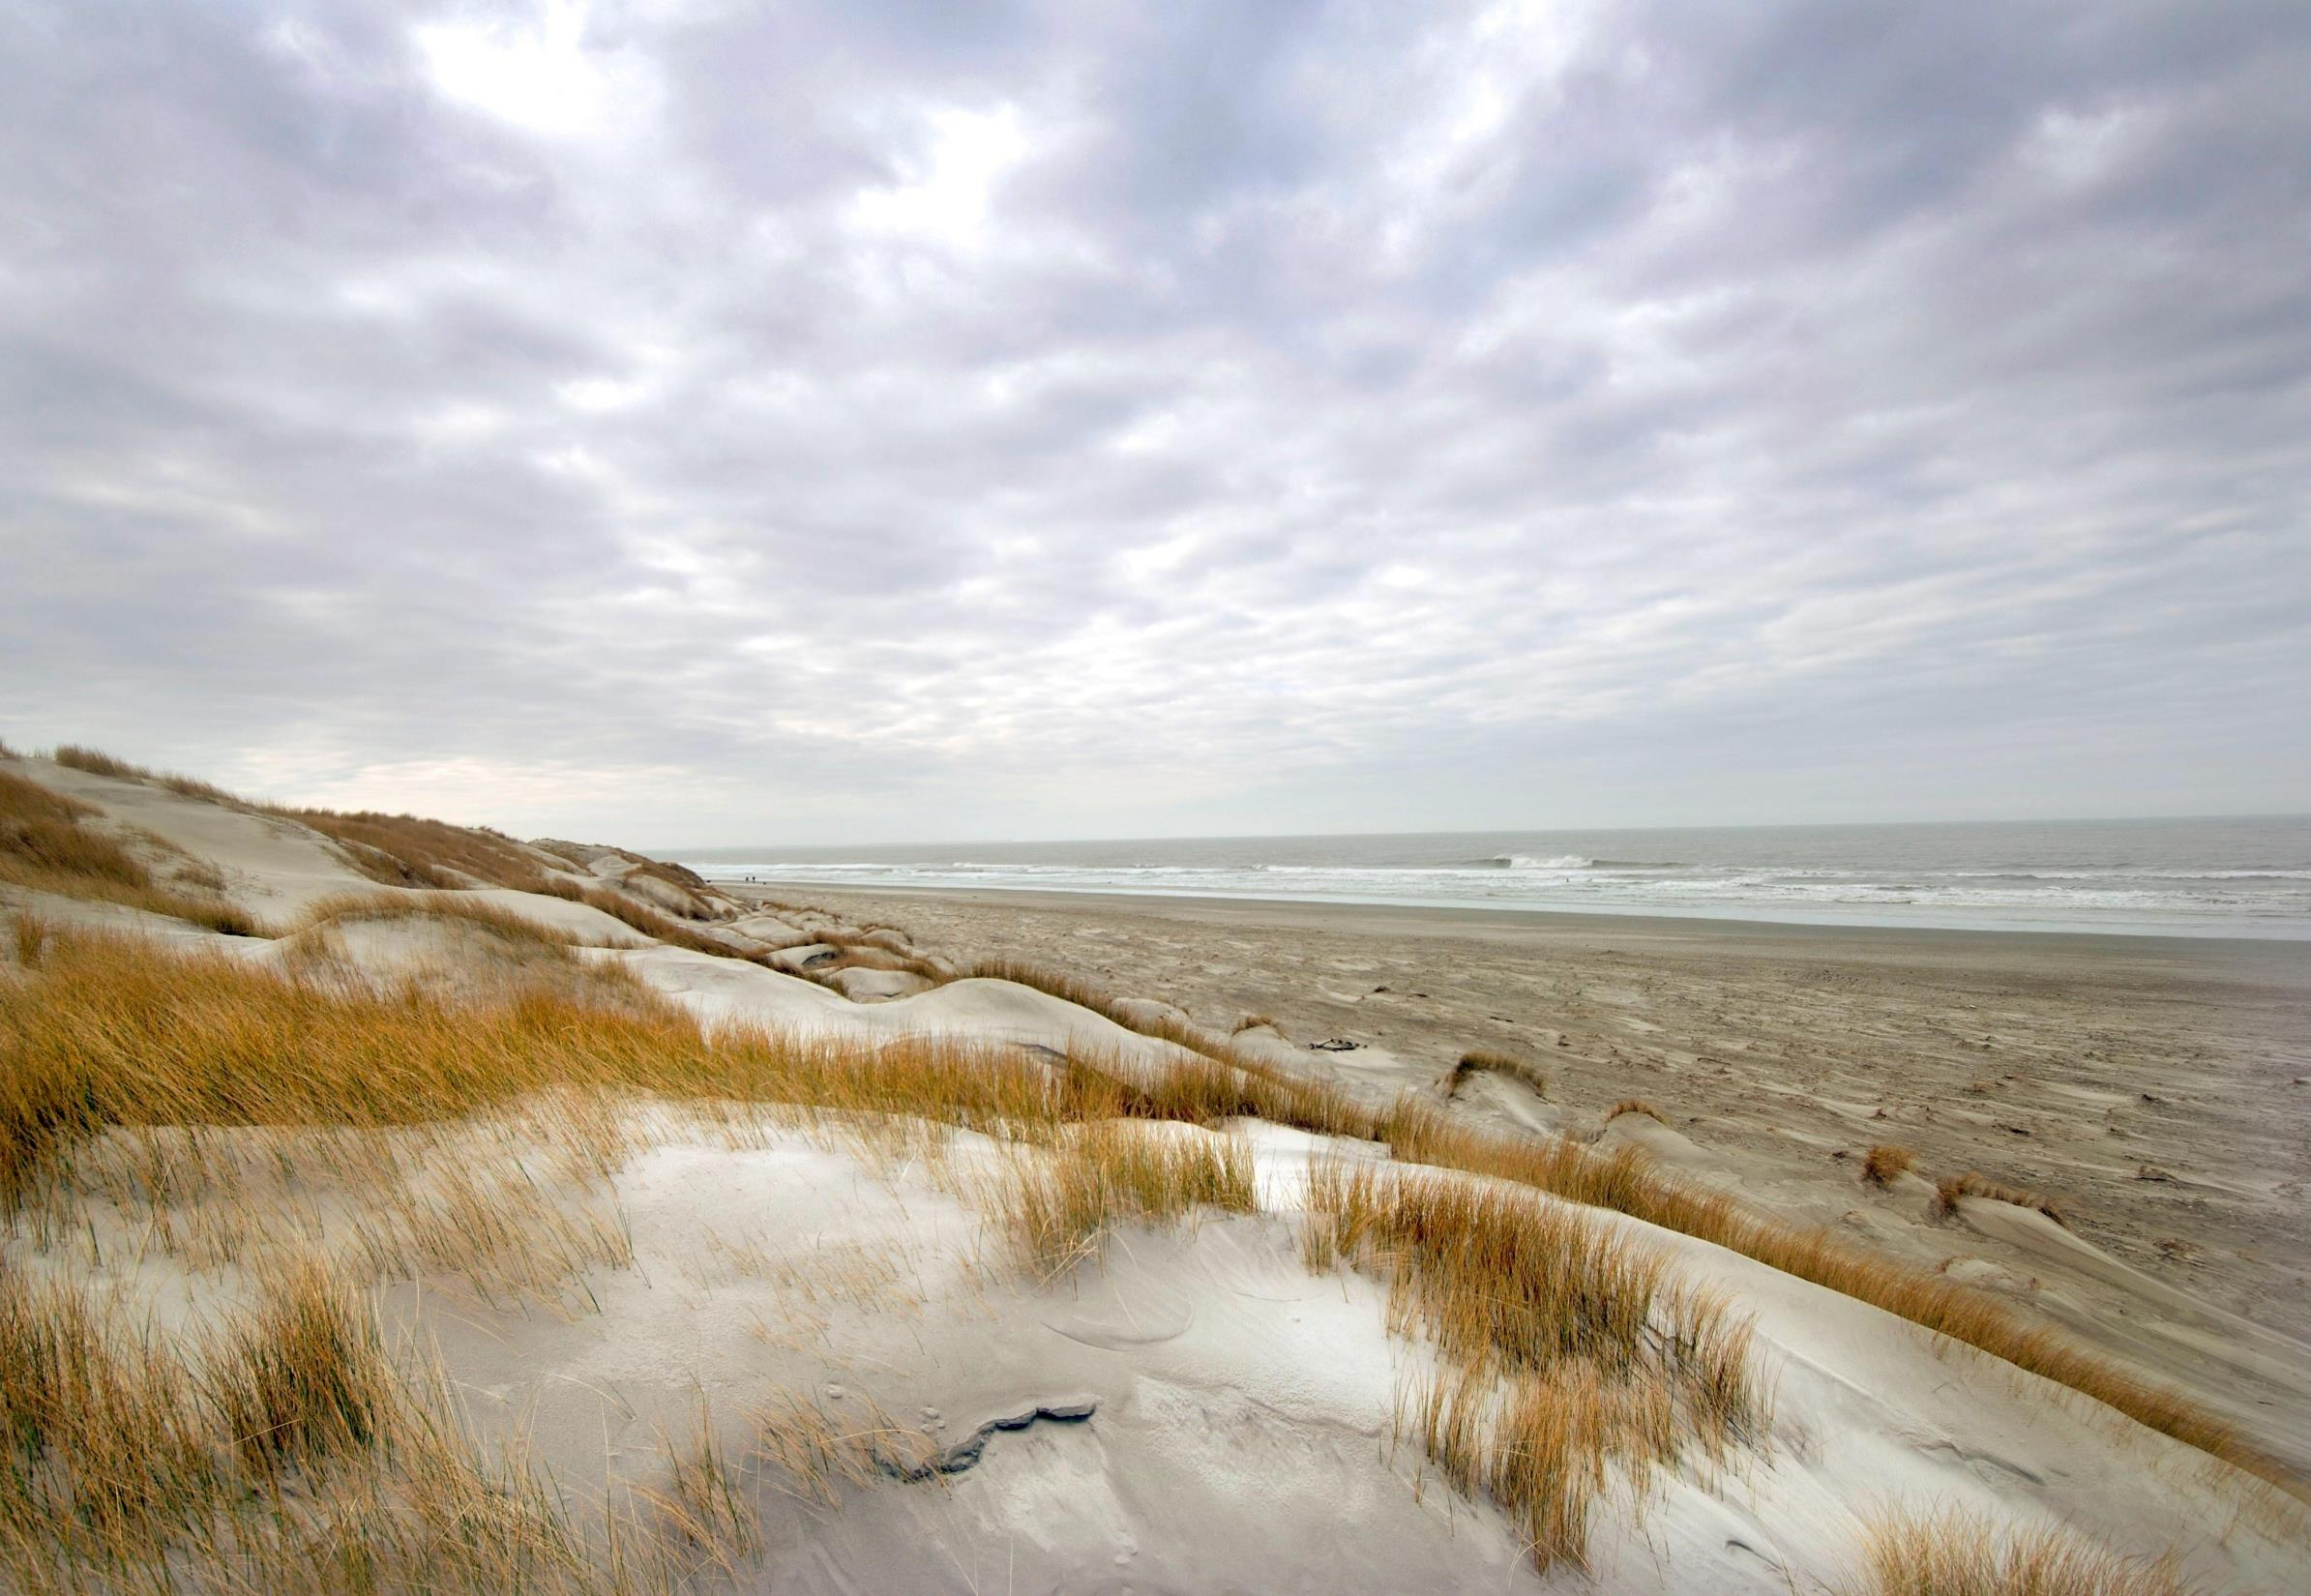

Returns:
644,1406,763,1578
1863,1143,1918,1186
1306,1160,1761,1570
22,747,729,949
0,925,1340,1230
1937,1170,2069,1228
290,808,551,891
992,1121,1257,1282
0,1265,218,1574
205,1256,390,1472
48,743,247,807
747,1387,943,1506
1,769,259,935
537,874,753,959
1846,1505,2195,1596
1444,1049,1549,1100
1375,1098,2285,1494
953,959,1377,1133
0,1256,643,1595
297,888,579,946
0,927,1023,1211
1606,1097,1669,1125
354,1159,636,1311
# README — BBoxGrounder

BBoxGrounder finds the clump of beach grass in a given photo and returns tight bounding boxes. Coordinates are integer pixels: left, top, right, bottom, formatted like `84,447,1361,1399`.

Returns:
295,890,580,948
1443,1049,1549,1099
1862,1144,1917,1187
1845,1505,2195,1596
1304,1160,1763,1571
1606,1098,1669,1125
0,1258,653,1594
536,875,765,961
290,808,552,891
1936,1171,2069,1228
993,1120,1257,1282
0,1266,218,1570
206,1256,390,1471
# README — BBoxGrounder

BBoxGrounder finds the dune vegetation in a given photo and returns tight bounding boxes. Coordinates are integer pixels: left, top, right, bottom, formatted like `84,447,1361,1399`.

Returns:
1937,1169,2071,1228
1846,1506,2197,1596
0,769,257,936
1443,1048,1551,1100
1305,1159,1762,1570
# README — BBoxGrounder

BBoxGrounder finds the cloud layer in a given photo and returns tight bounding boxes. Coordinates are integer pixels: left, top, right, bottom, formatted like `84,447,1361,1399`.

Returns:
4,0,2306,842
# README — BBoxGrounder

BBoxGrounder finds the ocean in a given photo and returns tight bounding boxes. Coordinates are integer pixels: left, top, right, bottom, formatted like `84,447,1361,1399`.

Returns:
679,815,2311,939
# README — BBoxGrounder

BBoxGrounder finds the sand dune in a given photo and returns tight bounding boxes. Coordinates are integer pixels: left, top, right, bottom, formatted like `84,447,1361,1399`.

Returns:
2,746,2304,1593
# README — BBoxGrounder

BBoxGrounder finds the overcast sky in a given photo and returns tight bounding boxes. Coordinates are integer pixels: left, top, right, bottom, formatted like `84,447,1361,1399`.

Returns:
3,1,2306,845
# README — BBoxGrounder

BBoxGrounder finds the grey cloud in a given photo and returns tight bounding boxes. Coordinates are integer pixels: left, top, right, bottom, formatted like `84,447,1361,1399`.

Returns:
2,0,2306,842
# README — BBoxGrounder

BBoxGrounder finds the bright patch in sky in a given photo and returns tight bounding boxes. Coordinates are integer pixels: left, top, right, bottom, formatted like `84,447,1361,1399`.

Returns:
850,103,1030,247
415,0,630,138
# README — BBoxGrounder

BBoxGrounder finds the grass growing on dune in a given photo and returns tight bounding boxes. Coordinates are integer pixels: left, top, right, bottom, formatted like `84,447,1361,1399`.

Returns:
205,1256,390,1472
1443,1049,1550,1099
1936,1170,2070,1228
0,1258,642,1595
35,742,601,903
1846,1506,2196,1596
291,808,552,892
1306,1160,1762,1571
48,743,246,808
0,1265,218,1571
993,1121,1257,1282
296,889,582,947
1376,1099,2286,1495
0,923,1335,1220
0,768,259,935
537,876,756,960
968,957,1378,1139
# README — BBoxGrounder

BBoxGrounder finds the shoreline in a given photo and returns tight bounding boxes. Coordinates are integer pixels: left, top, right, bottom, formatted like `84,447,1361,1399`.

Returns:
726,878,2311,972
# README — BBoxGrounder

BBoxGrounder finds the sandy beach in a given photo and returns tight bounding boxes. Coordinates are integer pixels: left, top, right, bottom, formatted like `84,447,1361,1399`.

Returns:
748,884,2311,1458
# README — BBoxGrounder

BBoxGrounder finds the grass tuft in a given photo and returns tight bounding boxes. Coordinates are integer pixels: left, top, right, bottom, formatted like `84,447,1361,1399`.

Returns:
1307,1161,1762,1570
1863,1144,1917,1187
993,1121,1257,1282
206,1256,390,1471
537,875,756,960
1846,1505,2195,1596
49,743,248,806
1936,1171,2069,1228
0,1265,218,1566
1606,1098,1669,1125
1444,1049,1549,1100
